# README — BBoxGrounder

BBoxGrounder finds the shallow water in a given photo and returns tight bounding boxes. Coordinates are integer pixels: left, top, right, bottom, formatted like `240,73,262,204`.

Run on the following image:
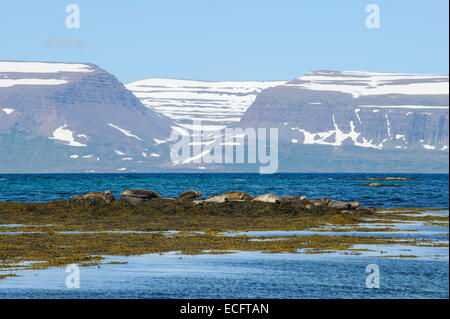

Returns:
0,210,448,298
0,252,448,299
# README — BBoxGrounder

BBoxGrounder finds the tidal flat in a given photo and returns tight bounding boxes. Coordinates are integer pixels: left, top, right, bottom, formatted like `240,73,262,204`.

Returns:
0,198,448,281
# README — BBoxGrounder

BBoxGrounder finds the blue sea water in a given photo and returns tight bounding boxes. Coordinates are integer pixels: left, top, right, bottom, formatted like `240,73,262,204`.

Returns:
0,173,448,207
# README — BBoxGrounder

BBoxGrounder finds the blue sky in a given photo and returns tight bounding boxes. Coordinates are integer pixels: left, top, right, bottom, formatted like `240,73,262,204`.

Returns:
0,0,448,83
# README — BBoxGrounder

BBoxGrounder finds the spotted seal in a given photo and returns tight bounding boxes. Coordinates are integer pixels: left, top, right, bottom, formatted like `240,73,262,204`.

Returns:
221,191,254,201
72,190,115,203
178,190,202,201
204,194,229,203
252,193,280,204
120,189,161,199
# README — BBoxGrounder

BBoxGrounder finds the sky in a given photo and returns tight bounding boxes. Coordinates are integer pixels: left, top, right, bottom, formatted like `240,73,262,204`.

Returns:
0,0,448,83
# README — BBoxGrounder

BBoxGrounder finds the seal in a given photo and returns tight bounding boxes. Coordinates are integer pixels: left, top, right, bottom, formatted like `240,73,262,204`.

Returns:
120,189,161,199
280,195,307,201
309,197,331,207
252,193,280,204
178,190,202,201
72,190,115,203
348,201,360,209
221,191,254,201
204,194,229,203
327,199,360,210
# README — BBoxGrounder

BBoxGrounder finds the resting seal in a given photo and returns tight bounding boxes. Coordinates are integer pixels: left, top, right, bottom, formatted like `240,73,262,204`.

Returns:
309,197,331,207
72,190,115,203
178,190,202,201
280,195,307,202
204,194,229,203
120,189,161,199
221,191,254,201
252,193,281,204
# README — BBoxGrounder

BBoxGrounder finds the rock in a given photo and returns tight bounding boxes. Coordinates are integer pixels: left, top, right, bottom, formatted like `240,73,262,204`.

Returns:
72,190,115,203
125,197,145,205
222,191,254,200
299,195,308,200
356,207,376,214
361,183,400,187
178,190,202,201
367,177,415,181
289,199,313,209
252,194,281,203
204,194,229,203
120,189,161,199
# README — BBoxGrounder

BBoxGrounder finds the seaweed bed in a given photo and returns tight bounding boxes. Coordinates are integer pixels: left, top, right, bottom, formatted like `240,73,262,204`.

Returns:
0,199,448,279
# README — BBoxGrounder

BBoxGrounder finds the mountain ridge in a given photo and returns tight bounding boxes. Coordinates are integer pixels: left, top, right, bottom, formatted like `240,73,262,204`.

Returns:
1,61,448,173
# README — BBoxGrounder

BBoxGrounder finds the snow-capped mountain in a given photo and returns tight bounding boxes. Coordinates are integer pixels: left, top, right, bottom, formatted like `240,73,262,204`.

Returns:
239,70,449,151
1,63,448,173
125,78,286,134
0,61,173,172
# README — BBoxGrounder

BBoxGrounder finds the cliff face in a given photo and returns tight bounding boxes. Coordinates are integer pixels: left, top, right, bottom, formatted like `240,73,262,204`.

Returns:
239,70,449,151
232,71,449,172
0,61,173,173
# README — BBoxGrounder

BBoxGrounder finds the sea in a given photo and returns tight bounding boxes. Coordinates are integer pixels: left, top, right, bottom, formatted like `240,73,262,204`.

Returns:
0,173,448,299
0,173,448,207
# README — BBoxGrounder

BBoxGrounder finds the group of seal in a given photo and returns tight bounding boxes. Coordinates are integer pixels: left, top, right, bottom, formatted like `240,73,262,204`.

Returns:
71,189,372,213
71,189,278,204
276,195,371,213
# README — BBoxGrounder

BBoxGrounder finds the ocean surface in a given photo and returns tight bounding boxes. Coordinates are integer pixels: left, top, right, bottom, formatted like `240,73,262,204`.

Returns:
0,252,448,299
0,173,448,299
0,173,448,207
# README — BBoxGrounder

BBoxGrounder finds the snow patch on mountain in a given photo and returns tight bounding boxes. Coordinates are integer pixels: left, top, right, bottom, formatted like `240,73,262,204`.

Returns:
291,116,384,149
288,71,449,98
1,108,14,115
0,61,93,73
48,125,87,147
0,78,69,87
359,105,449,109
108,123,143,141
126,78,286,132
